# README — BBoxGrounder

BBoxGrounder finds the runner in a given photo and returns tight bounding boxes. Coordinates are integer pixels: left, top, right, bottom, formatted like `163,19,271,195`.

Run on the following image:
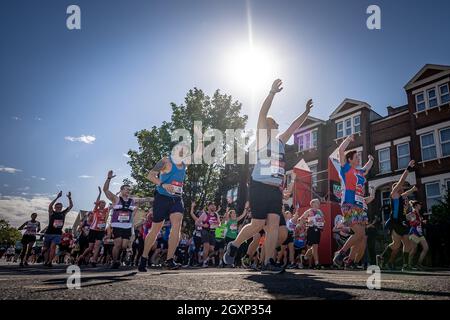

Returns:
59,229,73,264
76,212,91,263
332,135,374,268
198,202,221,268
17,212,41,267
138,154,188,272
78,187,109,267
407,200,429,270
223,79,313,274
43,191,73,267
376,161,416,271
299,199,325,269
282,210,300,269
214,218,226,267
103,170,150,269
189,201,204,266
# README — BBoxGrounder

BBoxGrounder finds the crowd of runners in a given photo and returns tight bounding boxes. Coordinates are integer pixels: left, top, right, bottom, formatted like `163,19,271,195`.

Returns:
0,80,432,274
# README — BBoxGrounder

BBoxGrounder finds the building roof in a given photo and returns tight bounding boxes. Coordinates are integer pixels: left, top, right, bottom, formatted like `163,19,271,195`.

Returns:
404,64,450,90
329,98,373,120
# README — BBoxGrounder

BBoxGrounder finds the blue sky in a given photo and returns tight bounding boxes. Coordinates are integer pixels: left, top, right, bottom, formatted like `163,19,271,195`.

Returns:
1,0,450,226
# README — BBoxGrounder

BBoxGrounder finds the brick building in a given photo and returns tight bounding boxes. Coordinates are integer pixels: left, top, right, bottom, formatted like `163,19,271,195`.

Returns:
289,64,450,217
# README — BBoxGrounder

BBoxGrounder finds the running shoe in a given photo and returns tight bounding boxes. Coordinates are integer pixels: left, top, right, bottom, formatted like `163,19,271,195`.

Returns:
401,265,412,272
375,255,384,268
286,263,297,269
241,255,252,269
333,251,345,268
223,242,238,265
164,258,181,270
138,257,148,272
261,259,285,274
202,260,209,268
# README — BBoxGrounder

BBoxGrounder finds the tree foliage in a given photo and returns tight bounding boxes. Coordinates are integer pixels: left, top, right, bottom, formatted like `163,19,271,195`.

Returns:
0,219,21,245
127,88,248,220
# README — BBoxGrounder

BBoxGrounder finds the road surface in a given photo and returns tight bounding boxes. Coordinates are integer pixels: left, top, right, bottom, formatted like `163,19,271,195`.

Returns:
0,262,449,300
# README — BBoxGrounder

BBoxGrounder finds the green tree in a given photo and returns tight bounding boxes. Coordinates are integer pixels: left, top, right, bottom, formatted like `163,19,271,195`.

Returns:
127,88,248,230
0,219,22,245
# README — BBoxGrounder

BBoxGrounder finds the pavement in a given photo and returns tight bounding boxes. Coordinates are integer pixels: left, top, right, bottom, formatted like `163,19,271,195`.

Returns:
0,262,449,300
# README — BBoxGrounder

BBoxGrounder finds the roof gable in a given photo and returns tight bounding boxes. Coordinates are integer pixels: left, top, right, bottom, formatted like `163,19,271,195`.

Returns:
404,64,450,90
329,98,371,120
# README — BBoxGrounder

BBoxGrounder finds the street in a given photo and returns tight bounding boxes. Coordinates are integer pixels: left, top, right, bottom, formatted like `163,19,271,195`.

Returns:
0,262,449,300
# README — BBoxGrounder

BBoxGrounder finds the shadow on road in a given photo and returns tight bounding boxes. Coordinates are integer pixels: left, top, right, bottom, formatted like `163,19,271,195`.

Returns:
247,272,354,299
247,271,450,299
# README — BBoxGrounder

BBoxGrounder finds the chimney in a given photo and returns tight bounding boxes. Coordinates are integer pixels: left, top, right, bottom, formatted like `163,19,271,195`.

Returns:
387,106,395,115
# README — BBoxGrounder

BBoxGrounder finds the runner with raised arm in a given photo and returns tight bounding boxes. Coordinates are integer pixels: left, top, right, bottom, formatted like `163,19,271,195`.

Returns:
103,170,150,269
78,187,109,267
43,191,73,267
332,135,374,268
376,161,416,271
223,79,313,274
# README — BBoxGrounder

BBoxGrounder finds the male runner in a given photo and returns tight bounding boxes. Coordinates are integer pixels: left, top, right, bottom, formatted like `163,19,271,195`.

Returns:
223,79,313,273
103,170,150,269
17,212,41,266
43,191,73,267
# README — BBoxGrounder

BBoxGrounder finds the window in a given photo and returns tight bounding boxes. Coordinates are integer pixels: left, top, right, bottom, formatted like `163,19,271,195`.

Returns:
378,148,391,174
439,128,450,157
355,151,363,167
309,164,318,189
298,129,318,152
305,132,311,150
381,190,391,208
420,132,437,161
336,122,343,138
440,84,450,104
312,130,318,148
299,135,304,151
353,115,361,133
425,182,442,209
396,143,410,169
427,88,438,108
416,92,425,112
345,119,352,136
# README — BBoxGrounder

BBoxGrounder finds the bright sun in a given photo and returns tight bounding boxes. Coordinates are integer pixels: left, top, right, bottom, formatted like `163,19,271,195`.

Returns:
225,44,278,94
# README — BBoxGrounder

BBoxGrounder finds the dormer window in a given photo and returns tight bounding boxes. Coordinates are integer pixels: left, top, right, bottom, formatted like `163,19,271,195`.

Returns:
298,129,318,152
335,114,361,139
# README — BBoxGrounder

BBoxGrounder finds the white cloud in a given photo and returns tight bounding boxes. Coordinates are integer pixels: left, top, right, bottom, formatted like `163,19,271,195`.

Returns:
31,176,46,181
17,186,30,191
0,195,78,228
78,175,94,179
112,182,121,186
64,135,96,144
123,153,131,158
3,184,9,187
35,117,42,121
11,116,21,121
0,165,22,174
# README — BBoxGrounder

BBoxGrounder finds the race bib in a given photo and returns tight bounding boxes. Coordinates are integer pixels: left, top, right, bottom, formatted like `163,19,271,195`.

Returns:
171,181,183,196
97,223,106,230
270,160,285,178
315,217,324,228
355,195,365,208
53,220,63,228
118,212,130,222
